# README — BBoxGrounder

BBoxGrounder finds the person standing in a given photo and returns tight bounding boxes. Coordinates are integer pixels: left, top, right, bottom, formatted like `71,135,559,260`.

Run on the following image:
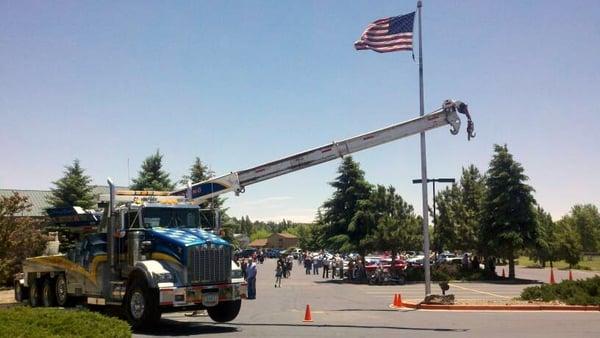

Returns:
313,255,320,275
275,261,283,287
245,258,257,299
331,256,337,279
241,259,248,280
322,257,329,278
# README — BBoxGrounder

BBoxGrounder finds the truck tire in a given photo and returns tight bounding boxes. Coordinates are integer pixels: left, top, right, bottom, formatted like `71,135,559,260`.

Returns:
29,279,42,307
207,299,241,323
42,278,57,307
55,274,70,307
14,281,28,303
123,277,161,329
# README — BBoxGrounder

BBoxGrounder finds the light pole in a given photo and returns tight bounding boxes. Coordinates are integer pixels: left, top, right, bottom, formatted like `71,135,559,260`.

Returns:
412,177,455,243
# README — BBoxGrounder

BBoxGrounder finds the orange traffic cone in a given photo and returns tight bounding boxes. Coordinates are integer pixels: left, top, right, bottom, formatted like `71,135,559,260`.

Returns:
569,270,573,281
550,268,556,284
303,304,313,322
395,293,402,307
502,268,505,278
392,294,398,307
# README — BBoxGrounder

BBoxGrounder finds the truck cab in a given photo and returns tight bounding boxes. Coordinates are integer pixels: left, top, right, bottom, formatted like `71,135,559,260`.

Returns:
17,186,242,328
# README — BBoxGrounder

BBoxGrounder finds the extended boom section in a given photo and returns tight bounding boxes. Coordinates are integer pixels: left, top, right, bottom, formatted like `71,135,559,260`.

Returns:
171,99,473,203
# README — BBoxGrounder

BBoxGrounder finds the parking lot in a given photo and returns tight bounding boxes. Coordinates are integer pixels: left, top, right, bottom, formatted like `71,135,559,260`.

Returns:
134,259,600,338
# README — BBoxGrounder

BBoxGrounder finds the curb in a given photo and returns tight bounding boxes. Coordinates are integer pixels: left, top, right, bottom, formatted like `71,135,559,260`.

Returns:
389,302,600,311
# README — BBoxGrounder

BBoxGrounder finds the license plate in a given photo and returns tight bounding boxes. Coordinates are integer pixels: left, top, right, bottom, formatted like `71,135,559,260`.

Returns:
202,292,219,307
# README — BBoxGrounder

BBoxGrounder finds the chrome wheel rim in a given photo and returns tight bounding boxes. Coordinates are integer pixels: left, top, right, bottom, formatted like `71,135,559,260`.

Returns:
15,283,22,301
43,284,51,305
130,291,145,320
56,277,67,305
30,284,37,305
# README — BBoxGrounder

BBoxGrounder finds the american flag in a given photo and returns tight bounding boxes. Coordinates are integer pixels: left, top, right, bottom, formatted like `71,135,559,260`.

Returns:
354,12,415,53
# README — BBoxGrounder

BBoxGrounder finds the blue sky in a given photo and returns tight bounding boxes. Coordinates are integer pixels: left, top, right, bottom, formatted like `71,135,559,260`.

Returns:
1,1,599,222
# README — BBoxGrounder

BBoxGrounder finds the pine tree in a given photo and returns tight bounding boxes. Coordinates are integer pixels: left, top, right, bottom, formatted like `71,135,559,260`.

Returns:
321,156,372,253
480,145,537,279
358,185,421,258
556,217,583,268
529,207,559,267
180,157,226,229
47,159,95,209
130,150,174,191
568,204,600,253
456,165,485,252
433,185,461,251
180,157,215,185
432,165,484,253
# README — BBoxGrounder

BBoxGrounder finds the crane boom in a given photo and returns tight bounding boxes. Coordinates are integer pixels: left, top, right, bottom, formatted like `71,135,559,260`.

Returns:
170,99,474,203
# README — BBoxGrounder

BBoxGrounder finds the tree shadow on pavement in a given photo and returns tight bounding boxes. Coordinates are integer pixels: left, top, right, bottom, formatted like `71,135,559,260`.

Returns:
136,319,468,335
134,319,238,336
312,279,348,285
231,322,468,332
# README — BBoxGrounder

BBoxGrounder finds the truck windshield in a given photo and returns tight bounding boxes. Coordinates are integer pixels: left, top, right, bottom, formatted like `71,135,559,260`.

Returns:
142,207,200,228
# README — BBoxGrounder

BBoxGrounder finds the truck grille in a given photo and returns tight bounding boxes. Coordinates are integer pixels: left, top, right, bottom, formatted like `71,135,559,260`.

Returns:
187,245,231,284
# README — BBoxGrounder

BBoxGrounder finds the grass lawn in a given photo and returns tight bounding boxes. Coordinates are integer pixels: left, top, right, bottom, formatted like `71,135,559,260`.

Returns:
0,306,131,338
517,255,600,271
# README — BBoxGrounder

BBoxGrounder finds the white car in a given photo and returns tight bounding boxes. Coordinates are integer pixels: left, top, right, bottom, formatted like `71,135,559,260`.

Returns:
231,261,247,298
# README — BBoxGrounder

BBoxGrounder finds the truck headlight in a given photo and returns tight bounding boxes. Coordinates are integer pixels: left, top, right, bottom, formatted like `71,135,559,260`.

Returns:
153,272,173,283
231,270,242,279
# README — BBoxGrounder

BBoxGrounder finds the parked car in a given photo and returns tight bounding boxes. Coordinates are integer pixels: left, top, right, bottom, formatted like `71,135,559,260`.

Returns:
231,260,247,298
266,248,282,258
364,256,407,285
237,248,257,259
436,253,461,265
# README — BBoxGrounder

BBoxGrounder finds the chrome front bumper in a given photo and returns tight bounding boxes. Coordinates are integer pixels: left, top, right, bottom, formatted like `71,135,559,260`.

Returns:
159,282,241,307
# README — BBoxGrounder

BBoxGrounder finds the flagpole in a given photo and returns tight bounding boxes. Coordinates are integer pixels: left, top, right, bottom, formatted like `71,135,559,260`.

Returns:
417,0,431,296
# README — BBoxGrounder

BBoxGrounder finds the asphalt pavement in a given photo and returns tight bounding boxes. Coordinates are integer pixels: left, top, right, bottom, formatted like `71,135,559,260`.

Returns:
134,259,600,338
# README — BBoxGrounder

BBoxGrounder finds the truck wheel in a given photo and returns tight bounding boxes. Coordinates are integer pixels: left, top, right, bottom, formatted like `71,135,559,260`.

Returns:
124,278,161,329
14,281,28,303
207,299,241,323
29,279,42,307
42,278,57,307
55,274,70,307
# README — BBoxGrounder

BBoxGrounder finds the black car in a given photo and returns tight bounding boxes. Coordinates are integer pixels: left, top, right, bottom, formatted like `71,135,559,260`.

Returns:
237,248,257,258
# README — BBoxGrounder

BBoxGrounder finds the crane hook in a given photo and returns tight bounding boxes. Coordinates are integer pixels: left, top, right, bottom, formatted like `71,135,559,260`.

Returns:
455,101,475,141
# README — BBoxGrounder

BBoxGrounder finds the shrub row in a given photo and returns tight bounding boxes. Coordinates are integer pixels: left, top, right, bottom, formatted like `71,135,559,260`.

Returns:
405,263,497,282
520,276,600,305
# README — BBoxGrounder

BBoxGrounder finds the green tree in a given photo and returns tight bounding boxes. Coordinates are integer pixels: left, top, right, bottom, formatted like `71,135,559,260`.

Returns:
556,217,583,268
321,156,372,253
358,185,421,259
567,204,600,254
457,165,485,252
240,215,253,236
480,144,537,279
181,157,227,229
250,228,271,242
0,193,48,285
433,165,484,253
433,185,461,252
46,159,95,209
130,150,174,191
528,207,560,267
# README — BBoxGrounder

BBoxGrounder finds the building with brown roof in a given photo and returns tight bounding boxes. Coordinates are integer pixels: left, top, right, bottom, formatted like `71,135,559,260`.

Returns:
267,232,298,249
248,238,268,248
247,233,298,249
